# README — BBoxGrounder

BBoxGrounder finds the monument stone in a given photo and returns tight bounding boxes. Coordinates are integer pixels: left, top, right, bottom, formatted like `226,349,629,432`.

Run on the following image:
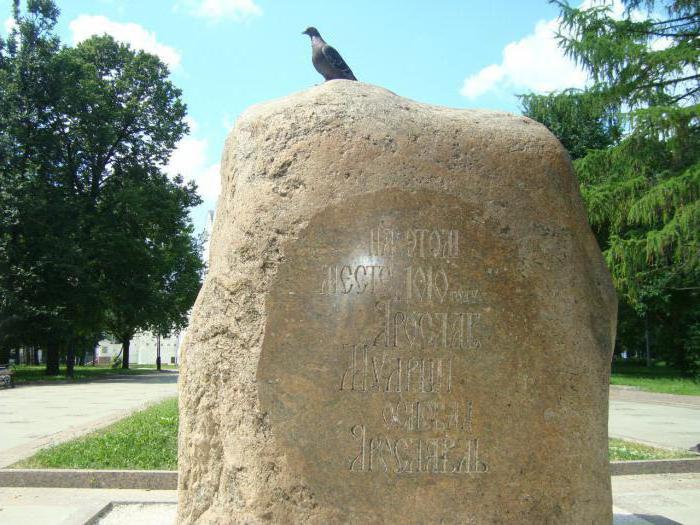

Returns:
177,81,617,524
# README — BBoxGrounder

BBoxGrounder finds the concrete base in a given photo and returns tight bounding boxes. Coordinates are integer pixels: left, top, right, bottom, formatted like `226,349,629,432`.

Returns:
87,504,671,525
3,459,699,492
611,458,700,475
0,468,176,489
0,475,697,525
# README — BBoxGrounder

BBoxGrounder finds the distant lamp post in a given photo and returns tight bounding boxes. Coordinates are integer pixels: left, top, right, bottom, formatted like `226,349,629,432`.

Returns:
156,334,162,371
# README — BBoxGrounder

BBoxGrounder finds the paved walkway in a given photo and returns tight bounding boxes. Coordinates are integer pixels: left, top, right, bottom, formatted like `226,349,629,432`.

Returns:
0,474,697,524
0,373,178,468
612,473,700,524
609,387,700,451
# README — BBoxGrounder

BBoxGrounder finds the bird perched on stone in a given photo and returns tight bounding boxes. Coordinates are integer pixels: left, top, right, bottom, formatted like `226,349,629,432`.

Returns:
302,27,357,81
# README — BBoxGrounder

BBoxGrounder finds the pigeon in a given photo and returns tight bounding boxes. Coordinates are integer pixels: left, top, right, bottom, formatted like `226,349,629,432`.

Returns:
302,27,357,81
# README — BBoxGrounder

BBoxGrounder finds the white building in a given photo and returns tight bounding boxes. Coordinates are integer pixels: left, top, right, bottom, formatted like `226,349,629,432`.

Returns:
95,331,183,366
203,209,215,266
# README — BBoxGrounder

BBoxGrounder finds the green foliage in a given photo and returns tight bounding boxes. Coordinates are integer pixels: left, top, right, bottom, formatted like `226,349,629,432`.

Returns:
611,359,700,395
523,1,700,372
0,1,203,371
0,0,97,351
553,1,700,299
519,89,621,159
555,0,699,108
99,168,204,349
13,397,179,470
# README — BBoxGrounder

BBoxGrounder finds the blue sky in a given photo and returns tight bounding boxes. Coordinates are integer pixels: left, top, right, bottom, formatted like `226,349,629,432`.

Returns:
3,0,598,232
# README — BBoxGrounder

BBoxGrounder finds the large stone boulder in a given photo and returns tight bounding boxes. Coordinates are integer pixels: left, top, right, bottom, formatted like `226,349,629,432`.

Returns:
177,81,617,524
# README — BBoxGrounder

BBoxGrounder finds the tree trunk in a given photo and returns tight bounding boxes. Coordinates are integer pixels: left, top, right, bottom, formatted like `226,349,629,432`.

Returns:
645,313,651,367
46,341,60,376
66,344,75,378
156,333,161,371
122,337,130,369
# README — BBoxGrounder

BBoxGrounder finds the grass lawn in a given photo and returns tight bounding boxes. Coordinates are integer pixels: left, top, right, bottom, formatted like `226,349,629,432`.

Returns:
11,364,177,384
11,397,698,470
611,361,700,396
131,364,179,370
608,438,697,461
13,397,178,470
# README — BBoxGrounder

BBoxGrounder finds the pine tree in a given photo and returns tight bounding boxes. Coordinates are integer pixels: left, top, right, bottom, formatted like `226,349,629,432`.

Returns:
537,1,699,370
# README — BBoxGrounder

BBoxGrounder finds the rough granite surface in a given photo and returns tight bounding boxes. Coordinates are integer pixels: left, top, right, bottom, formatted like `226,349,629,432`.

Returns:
177,81,617,524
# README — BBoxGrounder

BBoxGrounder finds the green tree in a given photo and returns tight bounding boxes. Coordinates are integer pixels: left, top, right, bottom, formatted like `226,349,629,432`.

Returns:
53,33,192,369
98,169,203,369
519,89,621,160
534,0,700,371
0,1,202,374
0,0,99,374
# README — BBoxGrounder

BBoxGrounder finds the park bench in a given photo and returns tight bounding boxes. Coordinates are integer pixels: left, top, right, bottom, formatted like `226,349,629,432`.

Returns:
0,365,14,388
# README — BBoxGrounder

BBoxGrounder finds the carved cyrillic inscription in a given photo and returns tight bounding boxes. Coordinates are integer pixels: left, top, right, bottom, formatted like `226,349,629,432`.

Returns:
332,225,489,475
382,400,473,433
349,425,488,474
370,227,460,259
259,192,500,511
338,344,453,394
373,302,481,350
319,264,390,295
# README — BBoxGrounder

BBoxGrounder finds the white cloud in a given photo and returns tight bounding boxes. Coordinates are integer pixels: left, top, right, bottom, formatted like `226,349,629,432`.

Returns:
650,36,673,51
221,113,236,132
69,15,182,70
184,116,199,134
460,17,587,100
459,1,645,101
460,64,507,100
176,0,262,22
195,163,222,202
3,16,16,35
165,121,220,202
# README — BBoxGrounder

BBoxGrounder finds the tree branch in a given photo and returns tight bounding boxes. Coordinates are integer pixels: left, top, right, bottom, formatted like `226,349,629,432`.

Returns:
636,73,700,91
89,117,135,201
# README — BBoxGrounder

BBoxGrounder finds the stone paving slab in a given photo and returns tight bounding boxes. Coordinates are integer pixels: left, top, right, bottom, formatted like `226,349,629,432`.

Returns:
612,473,700,525
0,373,178,468
0,487,176,525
